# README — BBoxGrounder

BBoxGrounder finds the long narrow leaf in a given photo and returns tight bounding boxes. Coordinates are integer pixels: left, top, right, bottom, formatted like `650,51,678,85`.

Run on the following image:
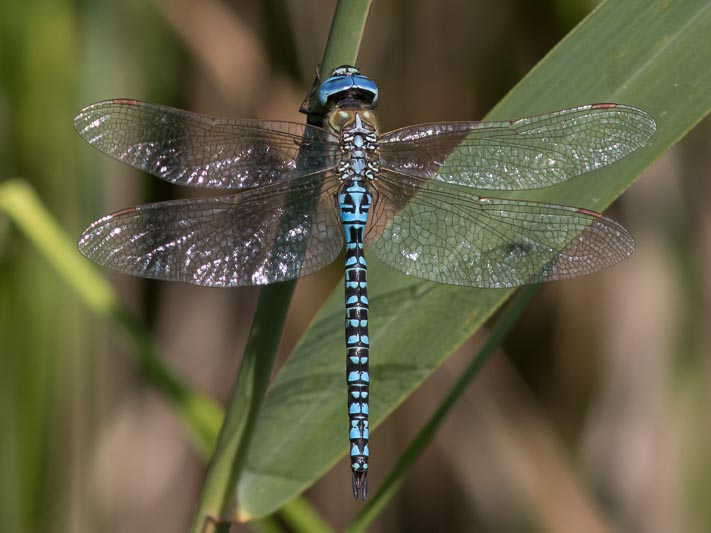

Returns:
237,0,711,518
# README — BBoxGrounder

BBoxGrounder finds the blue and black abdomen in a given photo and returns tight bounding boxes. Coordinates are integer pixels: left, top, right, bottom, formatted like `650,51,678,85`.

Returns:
340,178,372,499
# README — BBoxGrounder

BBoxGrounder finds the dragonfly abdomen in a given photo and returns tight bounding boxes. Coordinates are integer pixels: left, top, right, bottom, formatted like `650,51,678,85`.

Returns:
340,175,372,501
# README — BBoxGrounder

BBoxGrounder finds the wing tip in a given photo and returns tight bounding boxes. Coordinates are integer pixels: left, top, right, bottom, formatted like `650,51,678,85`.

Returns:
73,98,143,132
591,102,657,138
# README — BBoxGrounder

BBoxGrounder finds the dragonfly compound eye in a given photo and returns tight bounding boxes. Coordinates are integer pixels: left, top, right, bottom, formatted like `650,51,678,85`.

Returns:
318,67,379,109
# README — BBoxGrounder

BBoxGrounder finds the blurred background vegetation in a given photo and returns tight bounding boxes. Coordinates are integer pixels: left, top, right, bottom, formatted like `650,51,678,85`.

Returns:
1,1,710,532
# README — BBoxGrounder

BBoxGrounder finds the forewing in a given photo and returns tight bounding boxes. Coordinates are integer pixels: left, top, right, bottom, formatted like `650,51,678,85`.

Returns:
74,100,339,190
79,174,343,287
366,171,634,288
378,104,655,190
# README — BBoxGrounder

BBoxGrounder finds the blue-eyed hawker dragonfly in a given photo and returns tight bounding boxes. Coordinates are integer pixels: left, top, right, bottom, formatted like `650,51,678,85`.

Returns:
74,66,655,500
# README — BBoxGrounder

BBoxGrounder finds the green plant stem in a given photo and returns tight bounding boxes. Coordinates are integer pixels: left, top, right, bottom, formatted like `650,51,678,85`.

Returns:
345,286,540,533
189,1,373,530
189,282,296,533
319,0,372,78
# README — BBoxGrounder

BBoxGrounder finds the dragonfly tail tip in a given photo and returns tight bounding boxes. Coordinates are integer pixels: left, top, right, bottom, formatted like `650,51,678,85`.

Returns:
352,472,368,500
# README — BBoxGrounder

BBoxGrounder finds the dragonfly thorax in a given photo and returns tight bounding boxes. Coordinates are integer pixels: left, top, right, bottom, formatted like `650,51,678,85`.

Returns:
332,109,380,183
328,108,379,134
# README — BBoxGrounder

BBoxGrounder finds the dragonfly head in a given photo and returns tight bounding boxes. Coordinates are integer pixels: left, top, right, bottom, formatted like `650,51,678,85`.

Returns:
317,66,379,110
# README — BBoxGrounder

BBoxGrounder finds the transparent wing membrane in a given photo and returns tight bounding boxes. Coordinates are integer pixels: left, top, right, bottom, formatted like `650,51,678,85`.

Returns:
75,100,651,289
367,170,634,288
78,174,343,287
379,104,655,190
74,100,339,190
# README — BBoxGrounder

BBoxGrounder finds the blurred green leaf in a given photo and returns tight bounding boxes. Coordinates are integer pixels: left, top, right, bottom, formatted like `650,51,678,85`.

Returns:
0,179,223,458
236,0,711,518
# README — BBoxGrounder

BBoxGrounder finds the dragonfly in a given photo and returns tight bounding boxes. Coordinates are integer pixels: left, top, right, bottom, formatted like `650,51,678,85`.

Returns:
74,66,655,500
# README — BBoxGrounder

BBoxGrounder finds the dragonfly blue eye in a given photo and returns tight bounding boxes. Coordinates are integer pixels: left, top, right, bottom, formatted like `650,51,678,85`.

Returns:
318,66,379,108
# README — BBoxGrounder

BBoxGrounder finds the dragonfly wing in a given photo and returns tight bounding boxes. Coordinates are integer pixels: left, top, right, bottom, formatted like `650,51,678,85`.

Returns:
74,100,339,190
378,104,655,190
79,174,343,287
366,171,634,288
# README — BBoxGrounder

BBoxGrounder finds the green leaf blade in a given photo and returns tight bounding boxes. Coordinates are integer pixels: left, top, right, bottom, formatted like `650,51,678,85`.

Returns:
237,0,711,518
